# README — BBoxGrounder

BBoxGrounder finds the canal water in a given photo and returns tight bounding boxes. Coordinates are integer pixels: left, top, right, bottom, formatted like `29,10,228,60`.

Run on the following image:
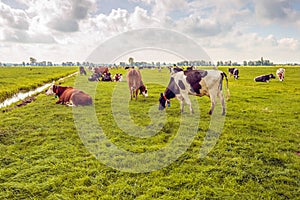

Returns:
0,72,78,109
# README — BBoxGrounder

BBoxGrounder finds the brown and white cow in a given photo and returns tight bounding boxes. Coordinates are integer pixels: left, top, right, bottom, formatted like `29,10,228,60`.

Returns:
94,66,109,74
276,68,285,81
159,70,229,115
126,69,148,100
46,84,92,106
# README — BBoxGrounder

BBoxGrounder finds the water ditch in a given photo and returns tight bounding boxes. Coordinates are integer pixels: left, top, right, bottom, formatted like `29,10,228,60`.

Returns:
0,72,78,110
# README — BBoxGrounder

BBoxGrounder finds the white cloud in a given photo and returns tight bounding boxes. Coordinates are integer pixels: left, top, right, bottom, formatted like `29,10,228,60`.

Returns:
20,0,96,32
0,0,300,63
86,6,161,37
0,2,29,30
1,29,56,43
176,15,222,37
129,6,160,28
278,38,299,50
254,0,300,27
90,8,130,34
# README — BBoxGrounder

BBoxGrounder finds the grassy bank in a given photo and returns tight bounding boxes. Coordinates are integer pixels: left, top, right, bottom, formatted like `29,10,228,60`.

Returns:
0,66,78,102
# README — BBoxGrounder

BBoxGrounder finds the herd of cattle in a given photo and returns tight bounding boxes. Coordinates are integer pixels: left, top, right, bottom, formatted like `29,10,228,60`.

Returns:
46,66,286,115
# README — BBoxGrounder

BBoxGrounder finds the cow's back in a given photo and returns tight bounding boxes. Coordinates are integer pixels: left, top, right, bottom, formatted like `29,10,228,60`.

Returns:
61,88,75,103
71,90,93,106
202,70,224,87
126,69,142,88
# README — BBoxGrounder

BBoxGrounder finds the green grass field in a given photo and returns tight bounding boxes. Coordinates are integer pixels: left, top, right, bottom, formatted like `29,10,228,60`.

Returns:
0,67,78,102
0,66,299,199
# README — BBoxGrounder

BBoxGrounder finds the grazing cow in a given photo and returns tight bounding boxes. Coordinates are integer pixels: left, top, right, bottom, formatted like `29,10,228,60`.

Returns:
46,84,92,106
79,66,87,75
254,74,275,82
228,68,239,80
126,69,148,100
276,68,285,81
159,70,229,115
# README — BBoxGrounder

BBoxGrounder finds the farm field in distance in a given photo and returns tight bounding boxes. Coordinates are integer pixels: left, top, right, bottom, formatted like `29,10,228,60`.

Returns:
0,66,299,199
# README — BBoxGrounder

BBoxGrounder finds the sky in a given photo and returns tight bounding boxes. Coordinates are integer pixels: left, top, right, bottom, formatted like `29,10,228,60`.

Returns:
0,0,300,64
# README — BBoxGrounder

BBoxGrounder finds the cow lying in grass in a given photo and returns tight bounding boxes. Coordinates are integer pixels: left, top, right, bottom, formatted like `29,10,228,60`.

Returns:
46,84,92,106
159,69,229,115
254,74,275,82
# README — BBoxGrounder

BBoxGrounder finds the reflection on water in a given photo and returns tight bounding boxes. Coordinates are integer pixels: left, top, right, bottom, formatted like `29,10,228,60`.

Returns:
0,83,52,109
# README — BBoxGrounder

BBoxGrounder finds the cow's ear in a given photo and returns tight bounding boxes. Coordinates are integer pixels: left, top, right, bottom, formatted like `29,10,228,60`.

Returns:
160,93,163,97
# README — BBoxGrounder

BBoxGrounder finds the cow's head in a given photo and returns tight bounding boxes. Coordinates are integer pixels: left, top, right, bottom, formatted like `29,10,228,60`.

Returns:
46,83,55,96
159,93,171,110
159,93,167,110
139,85,148,97
269,74,275,79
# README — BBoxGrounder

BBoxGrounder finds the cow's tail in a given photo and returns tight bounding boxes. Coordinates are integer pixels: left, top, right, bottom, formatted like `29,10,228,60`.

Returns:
221,72,230,101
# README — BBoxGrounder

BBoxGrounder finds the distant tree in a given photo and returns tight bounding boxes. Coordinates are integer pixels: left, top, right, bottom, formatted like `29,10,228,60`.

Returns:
248,61,254,66
30,57,36,65
128,57,134,67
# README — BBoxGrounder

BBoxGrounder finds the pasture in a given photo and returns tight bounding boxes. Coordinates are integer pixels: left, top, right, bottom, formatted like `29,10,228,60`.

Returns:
0,67,78,102
0,66,299,199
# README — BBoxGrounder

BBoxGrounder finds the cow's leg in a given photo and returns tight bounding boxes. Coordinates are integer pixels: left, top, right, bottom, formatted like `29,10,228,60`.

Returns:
208,91,217,115
184,96,194,114
130,87,133,100
177,96,185,113
218,91,226,115
135,89,138,100
180,100,184,113
56,97,63,104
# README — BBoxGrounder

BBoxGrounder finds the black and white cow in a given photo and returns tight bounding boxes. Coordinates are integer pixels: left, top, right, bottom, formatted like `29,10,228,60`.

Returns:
276,68,285,81
254,74,275,82
228,68,239,80
159,70,229,115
